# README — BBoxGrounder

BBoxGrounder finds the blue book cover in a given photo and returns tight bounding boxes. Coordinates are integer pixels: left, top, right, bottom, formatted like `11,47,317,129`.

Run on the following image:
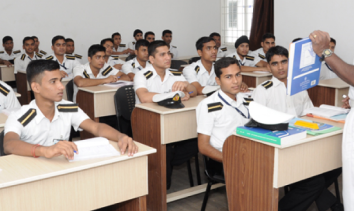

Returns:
287,38,322,96
289,118,341,135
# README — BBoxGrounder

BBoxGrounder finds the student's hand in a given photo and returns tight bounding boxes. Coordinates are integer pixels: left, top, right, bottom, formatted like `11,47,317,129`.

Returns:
105,75,119,83
40,141,78,160
172,81,188,92
181,92,190,101
129,49,135,55
240,82,249,92
60,70,69,78
117,135,138,156
4,60,12,67
309,30,331,57
123,49,130,54
113,64,123,70
342,96,351,109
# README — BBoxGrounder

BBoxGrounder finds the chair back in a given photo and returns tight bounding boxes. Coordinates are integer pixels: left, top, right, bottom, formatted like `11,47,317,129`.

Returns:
171,60,187,70
189,57,201,64
202,155,224,183
0,131,5,156
125,55,136,62
65,79,74,102
114,85,135,135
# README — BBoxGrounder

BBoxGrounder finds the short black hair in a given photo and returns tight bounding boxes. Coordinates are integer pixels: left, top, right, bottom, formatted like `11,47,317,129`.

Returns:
148,40,168,57
111,32,121,39
266,46,289,63
135,39,150,50
209,32,221,38
52,35,65,46
26,60,60,84
100,38,114,46
144,31,155,39
23,37,35,45
214,57,241,78
32,36,38,40
2,36,13,44
262,33,275,42
88,44,106,58
196,37,215,51
133,29,143,37
65,38,74,43
330,37,336,45
292,38,302,43
162,30,172,37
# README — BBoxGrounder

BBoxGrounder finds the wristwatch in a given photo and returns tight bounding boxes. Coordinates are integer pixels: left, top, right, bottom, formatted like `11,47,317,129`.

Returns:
320,49,333,61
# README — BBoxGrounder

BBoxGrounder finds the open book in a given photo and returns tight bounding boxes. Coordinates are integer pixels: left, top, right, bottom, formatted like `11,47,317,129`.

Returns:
70,137,120,162
103,80,133,88
304,104,349,118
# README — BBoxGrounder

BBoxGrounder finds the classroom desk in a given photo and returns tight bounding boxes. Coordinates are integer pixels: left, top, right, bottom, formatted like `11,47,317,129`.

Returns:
308,78,349,107
16,70,70,105
0,65,15,82
175,55,199,63
241,71,273,87
0,113,8,133
15,92,21,97
118,54,129,61
222,117,343,211
0,141,156,211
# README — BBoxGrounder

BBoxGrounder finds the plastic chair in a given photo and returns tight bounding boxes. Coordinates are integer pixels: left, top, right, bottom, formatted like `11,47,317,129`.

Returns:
188,56,201,64
171,60,187,70
125,55,136,62
0,131,6,156
114,85,136,137
65,79,74,102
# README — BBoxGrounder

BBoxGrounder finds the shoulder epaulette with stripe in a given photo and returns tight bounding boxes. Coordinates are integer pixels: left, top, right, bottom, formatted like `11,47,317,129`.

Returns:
243,97,254,106
0,83,10,96
195,65,200,74
13,50,21,54
0,51,4,54
20,54,26,61
245,55,254,61
40,50,47,55
258,53,265,59
111,56,119,60
83,70,90,78
46,55,54,60
18,109,36,126
132,42,136,45
57,104,78,112
75,54,82,59
65,55,76,60
102,66,113,76
132,62,135,68
172,45,177,48
170,69,182,76
144,71,153,79
119,44,126,47
35,53,43,58
220,47,227,52
262,80,273,89
233,55,236,58
207,102,223,113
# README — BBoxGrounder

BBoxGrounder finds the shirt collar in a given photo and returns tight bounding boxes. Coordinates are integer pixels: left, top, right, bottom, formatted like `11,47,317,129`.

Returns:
234,52,246,65
218,89,242,107
196,60,215,76
133,57,143,69
271,76,284,87
33,100,60,124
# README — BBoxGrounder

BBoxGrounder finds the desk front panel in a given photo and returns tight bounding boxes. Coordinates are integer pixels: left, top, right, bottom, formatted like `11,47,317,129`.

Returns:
242,75,272,87
94,91,116,117
0,66,15,82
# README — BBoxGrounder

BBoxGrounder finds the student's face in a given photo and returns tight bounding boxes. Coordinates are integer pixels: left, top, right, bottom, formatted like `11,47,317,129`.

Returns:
136,46,149,62
261,38,275,54
146,35,155,43
162,33,172,44
216,64,242,96
197,41,217,62
23,39,35,54
268,55,288,81
103,41,113,57
329,42,336,52
135,33,143,41
52,39,66,56
33,38,39,50
3,40,13,51
113,35,121,46
88,51,106,69
149,46,171,69
34,70,65,102
212,36,221,48
236,43,249,57
66,41,75,54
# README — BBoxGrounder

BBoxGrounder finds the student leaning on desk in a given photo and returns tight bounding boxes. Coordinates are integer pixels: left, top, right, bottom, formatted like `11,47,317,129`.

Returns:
3,60,138,160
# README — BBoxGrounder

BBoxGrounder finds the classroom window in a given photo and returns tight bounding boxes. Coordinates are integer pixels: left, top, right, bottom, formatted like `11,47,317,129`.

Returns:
221,0,254,45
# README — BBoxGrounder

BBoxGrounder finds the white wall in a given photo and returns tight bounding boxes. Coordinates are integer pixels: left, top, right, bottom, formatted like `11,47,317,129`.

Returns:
0,0,221,63
275,0,354,63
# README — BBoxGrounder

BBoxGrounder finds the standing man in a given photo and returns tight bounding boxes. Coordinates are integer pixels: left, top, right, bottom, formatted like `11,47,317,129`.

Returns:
319,37,338,80
0,36,21,65
144,31,155,43
65,38,83,63
209,32,229,57
111,32,130,55
128,29,143,55
32,36,47,57
14,37,41,74
252,33,276,62
162,30,178,59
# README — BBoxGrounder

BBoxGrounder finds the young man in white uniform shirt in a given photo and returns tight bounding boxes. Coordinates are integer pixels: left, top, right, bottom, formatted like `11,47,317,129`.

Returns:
111,32,129,55
0,80,20,112
210,32,229,57
100,38,125,71
127,29,143,56
252,33,276,62
32,36,48,58
14,37,42,74
162,30,178,59
0,36,21,65
65,38,83,63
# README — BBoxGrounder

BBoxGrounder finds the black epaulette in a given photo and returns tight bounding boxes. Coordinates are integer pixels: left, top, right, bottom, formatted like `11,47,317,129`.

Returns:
233,55,236,59
83,70,90,78
144,71,153,79
172,45,177,48
111,56,119,60
13,50,21,54
102,66,113,76
258,53,265,59
20,54,26,61
148,60,151,64
66,55,76,60
132,42,136,45
75,54,82,59
262,80,273,89
220,47,227,52
0,83,10,96
57,104,78,112
243,97,254,106
46,55,54,60
119,44,126,47
195,66,200,74
170,69,182,76
0,51,4,54
132,62,135,68
245,55,254,61
207,102,223,113
18,109,36,126
40,50,47,55
35,53,43,58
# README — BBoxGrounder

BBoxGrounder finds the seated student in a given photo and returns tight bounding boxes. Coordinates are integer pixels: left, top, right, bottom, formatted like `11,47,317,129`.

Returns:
226,35,269,72
0,80,21,112
253,46,343,211
162,30,178,59
3,60,137,159
319,37,338,80
73,44,129,102
44,35,81,79
65,38,83,63
100,38,126,71
121,39,150,80
183,37,248,95
252,33,275,62
144,31,155,43
32,36,47,57
209,32,228,57
14,37,42,74
0,36,21,65
111,32,130,55
128,29,143,55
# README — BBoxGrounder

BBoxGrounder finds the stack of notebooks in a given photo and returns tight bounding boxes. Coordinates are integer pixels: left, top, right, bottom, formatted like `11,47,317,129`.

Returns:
304,104,349,123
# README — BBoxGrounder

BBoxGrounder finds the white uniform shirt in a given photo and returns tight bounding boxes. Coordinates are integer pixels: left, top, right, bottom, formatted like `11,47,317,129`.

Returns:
0,50,21,61
319,62,338,80
4,99,89,146
252,76,314,117
169,45,178,59
122,57,150,75
14,53,41,74
182,59,217,86
73,63,119,102
217,46,228,57
66,53,83,64
226,51,261,67
107,55,125,68
0,80,21,112
127,41,136,50
252,47,267,62
196,90,250,151
45,54,82,78
134,66,186,104
113,44,127,52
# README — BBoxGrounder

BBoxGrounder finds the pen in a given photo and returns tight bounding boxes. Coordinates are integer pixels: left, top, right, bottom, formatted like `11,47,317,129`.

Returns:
188,91,193,94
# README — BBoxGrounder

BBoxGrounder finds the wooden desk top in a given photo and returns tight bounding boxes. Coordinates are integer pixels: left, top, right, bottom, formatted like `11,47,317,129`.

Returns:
0,141,156,189
78,85,118,94
15,92,20,97
0,113,7,127
318,78,349,89
0,65,13,68
135,95,206,115
241,71,272,77
175,55,198,60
